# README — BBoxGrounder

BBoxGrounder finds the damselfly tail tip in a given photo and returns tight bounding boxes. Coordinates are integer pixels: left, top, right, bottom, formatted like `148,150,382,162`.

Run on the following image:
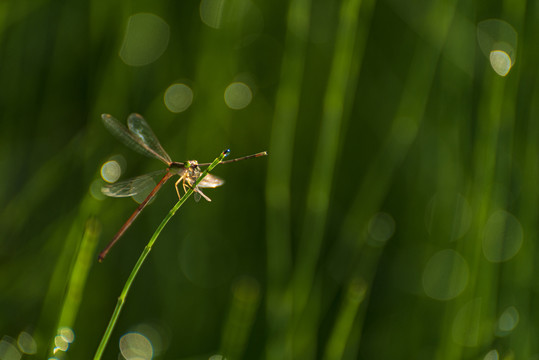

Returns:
253,151,268,158
223,149,231,156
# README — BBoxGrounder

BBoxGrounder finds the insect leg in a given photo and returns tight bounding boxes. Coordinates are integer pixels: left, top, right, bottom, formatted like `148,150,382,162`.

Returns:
174,175,185,201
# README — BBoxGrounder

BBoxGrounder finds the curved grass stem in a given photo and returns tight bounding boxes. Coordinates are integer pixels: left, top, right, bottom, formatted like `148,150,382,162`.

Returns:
93,149,229,360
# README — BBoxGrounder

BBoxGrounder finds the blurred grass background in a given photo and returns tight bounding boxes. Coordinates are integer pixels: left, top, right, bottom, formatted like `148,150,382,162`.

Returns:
0,0,536,359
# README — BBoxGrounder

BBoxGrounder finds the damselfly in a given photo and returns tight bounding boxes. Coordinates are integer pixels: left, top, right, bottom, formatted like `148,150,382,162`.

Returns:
98,113,267,261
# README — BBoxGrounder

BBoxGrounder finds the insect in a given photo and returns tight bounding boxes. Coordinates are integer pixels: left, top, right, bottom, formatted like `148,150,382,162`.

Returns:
98,113,267,261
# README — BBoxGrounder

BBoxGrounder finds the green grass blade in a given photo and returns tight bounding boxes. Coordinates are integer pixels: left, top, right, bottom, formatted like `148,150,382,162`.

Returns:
219,277,261,359
322,278,367,360
265,0,312,286
48,217,100,356
93,150,229,360
265,0,312,358
290,0,364,356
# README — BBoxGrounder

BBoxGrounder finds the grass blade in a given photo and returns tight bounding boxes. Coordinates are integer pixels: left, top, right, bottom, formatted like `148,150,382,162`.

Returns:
93,149,229,360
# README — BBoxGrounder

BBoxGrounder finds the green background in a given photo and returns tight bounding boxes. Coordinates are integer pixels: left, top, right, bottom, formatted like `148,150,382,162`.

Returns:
0,0,535,359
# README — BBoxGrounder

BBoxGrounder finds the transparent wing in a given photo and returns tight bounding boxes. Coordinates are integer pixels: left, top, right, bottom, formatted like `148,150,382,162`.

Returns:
102,170,167,198
102,114,171,164
197,173,225,188
127,113,172,164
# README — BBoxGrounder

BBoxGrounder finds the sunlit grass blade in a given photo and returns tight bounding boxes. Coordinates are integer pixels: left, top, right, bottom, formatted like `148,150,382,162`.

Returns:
265,0,312,287
264,0,312,357
49,217,100,356
288,0,365,356
326,1,456,343
93,150,229,360
219,277,261,359
322,278,367,360
30,186,103,358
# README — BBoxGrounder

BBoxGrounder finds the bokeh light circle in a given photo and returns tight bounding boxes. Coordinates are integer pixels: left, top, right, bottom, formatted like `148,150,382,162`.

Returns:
477,19,517,76
482,210,523,262
164,83,194,113
497,306,519,333
489,50,512,76
0,337,20,360
53,336,69,352
484,349,499,360
367,212,395,246
199,0,226,29
119,332,153,360
422,249,469,300
224,82,252,109
101,160,122,183
119,13,170,66
17,332,37,355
